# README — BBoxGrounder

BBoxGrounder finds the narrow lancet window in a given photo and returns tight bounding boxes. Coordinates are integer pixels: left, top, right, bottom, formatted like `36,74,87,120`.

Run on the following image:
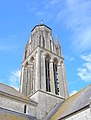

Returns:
43,36,45,48
24,105,26,113
24,62,29,96
50,40,52,51
30,57,35,94
39,35,41,46
53,62,59,95
56,47,59,55
45,58,51,92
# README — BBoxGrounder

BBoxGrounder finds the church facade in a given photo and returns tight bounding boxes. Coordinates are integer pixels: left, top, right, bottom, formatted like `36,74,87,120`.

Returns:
0,24,91,120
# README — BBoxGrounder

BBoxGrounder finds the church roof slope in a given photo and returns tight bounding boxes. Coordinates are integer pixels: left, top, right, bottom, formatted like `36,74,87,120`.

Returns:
0,82,36,104
0,107,37,120
0,82,28,99
50,84,91,120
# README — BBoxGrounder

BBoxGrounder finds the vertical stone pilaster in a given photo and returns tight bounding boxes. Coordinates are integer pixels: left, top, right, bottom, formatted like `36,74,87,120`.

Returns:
41,35,43,47
22,68,28,96
34,56,36,93
62,64,69,98
27,65,31,96
20,66,24,93
41,54,46,91
51,41,53,53
50,59,55,94
58,62,65,98
90,101,91,120
58,61,68,98
35,48,41,91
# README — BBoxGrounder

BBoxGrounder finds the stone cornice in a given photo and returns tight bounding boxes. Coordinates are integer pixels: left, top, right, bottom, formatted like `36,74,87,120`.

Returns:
22,45,64,65
29,89,65,100
0,91,37,106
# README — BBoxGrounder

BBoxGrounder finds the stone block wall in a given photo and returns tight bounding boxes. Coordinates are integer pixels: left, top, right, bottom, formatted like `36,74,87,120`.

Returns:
30,90,64,120
0,94,37,117
64,108,91,120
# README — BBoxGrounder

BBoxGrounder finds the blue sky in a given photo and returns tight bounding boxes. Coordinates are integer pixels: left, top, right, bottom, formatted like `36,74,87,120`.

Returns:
0,0,91,95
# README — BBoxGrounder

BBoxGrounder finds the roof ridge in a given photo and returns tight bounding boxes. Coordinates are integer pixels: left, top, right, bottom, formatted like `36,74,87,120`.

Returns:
65,84,91,101
31,23,51,32
51,84,91,120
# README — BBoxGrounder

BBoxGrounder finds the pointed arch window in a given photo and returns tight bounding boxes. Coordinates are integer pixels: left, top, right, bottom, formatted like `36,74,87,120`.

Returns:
53,62,59,95
30,57,35,94
56,47,59,55
45,58,51,92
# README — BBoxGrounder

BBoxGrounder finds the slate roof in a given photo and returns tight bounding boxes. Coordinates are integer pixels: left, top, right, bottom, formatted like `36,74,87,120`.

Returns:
31,23,51,32
47,84,91,120
0,82,36,104
45,101,64,120
0,82,29,100
0,107,37,120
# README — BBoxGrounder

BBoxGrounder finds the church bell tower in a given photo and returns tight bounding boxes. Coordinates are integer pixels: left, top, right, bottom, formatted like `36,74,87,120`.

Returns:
20,23,68,99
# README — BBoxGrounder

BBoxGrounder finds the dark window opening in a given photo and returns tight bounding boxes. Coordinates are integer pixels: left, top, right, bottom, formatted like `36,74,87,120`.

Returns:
53,63,59,95
50,40,52,51
26,85,27,96
39,35,41,46
30,57,35,94
56,47,59,55
43,36,45,48
45,58,51,92
24,105,26,113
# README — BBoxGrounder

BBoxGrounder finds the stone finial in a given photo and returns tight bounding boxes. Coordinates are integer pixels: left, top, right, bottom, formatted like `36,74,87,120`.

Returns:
24,41,29,51
40,19,44,24
55,36,60,47
40,21,43,24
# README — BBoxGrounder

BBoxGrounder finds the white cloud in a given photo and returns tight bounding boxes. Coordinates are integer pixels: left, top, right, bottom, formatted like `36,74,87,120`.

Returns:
69,57,74,61
65,56,75,62
44,0,61,9
55,0,91,52
72,27,91,52
69,81,76,85
70,90,78,96
77,53,91,82
9,69,21,91
25,0,91,52
63,0,91,29
81,54,91,62
67,0,91,52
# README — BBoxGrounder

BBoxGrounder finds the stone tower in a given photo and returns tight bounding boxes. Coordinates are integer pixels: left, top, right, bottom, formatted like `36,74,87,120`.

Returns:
20,23,68,99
